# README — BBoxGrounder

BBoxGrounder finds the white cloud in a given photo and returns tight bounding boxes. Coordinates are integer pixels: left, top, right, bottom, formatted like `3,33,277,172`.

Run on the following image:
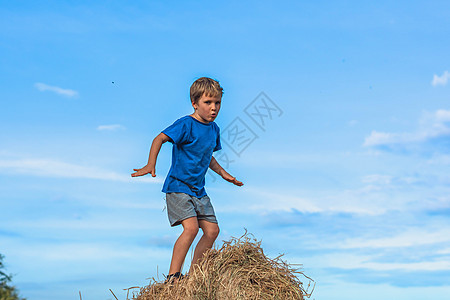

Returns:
431,70,450,86
238,185,396,215
34,82,79,97
306,252,450,272
243,187,323,213
427,154,450,165
2,238,171,282
300,228,450,273
97,124,125,131
0,158,162,183
9,217,155,232
437,248,450,255
361,174,392,185
363,131,405,147
435,109,450,122
338,228,450,249
363,109,450,147
348,120,359,126
245,164,447,214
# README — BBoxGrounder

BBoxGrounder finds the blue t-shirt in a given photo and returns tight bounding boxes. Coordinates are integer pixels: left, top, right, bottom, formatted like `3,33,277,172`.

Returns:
161,115,222,197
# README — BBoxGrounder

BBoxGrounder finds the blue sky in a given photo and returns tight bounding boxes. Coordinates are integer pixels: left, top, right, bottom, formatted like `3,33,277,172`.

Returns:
1,1,450,299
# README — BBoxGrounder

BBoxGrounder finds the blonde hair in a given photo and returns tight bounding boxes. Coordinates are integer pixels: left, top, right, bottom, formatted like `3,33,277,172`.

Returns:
190,77,223,104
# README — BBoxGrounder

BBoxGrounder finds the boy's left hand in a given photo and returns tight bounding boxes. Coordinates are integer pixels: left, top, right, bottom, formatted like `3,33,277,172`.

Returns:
222,173,244,186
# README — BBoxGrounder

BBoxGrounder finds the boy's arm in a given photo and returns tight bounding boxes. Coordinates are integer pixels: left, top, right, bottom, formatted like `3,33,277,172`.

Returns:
131,132,171,177
209,156,243,186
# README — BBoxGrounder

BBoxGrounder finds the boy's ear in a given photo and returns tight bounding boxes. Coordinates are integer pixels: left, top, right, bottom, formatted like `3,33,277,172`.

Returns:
191,101,198,109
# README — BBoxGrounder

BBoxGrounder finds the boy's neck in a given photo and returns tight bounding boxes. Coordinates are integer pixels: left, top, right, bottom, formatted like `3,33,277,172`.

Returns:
190,113,211,124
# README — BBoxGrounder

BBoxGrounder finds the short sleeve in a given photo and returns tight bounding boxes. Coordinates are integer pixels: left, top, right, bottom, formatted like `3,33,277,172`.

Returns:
162,118,190,145
213,123,222,152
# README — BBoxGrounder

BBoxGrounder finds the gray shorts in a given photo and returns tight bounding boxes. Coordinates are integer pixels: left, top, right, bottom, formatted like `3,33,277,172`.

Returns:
165,192,218,227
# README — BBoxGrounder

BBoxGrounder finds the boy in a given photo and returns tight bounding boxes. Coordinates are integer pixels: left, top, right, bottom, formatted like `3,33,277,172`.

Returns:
131,77,243,282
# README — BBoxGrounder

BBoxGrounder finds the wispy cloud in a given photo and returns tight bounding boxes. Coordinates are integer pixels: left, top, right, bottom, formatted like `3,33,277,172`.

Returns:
363,131,409,147
361,174,392,185
241,166,448,216
239,185,389,215
0,158,162,183
97,124,126,131
348,120,359,126
235,187,323,214
337,228,450,249
363,109,450,149
34,82,79,97
427,154,450,165
432,70,450,86
309,252,450,272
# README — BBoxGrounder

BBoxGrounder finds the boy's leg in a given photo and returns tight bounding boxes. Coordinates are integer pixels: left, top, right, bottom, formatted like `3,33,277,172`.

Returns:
168,216,199,275
190,220,219,272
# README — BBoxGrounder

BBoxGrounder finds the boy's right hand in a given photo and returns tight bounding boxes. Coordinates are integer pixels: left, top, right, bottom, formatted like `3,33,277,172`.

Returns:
131,165,156,177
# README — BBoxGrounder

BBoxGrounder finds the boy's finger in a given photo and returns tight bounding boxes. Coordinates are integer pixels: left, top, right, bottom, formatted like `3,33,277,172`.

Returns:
234,179,243,186
132,170,145,176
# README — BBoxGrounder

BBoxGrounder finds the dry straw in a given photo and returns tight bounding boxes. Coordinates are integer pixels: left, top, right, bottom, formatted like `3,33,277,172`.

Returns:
132,231,314,300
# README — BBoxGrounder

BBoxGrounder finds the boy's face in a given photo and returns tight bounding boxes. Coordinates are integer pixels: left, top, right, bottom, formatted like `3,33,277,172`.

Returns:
191,93,221,123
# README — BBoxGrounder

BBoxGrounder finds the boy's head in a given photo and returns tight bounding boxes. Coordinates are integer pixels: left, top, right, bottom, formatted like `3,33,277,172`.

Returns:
190,77,223,104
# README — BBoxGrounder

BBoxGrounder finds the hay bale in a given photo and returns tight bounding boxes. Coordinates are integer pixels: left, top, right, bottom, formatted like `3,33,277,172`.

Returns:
133,232,314,300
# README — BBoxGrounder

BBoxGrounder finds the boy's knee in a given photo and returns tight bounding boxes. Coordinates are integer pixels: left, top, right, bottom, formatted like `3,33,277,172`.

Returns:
206,225,220,239
183,225,199,238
